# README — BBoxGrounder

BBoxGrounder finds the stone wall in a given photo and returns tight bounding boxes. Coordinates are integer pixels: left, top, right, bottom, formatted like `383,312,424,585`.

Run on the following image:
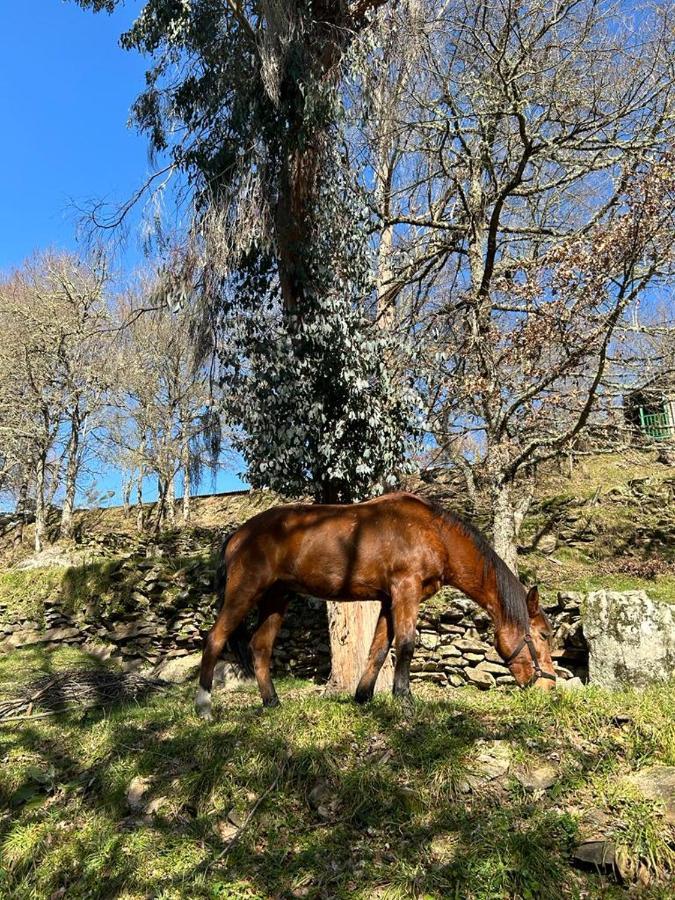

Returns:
0,551,589,688
408,588,586,690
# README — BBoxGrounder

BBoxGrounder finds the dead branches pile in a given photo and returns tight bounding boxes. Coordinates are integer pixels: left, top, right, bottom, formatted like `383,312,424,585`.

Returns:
0,669,166,723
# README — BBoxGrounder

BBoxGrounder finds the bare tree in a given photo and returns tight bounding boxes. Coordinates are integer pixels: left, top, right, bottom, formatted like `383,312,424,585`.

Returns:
0,252,110,549
353,0,675,569
106,278,226,531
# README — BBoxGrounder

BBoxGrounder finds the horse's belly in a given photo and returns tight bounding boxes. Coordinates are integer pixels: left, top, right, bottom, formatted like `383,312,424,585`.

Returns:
282,571,386,603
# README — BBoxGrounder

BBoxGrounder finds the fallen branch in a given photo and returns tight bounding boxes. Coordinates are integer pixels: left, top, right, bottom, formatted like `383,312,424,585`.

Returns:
205,752,291,869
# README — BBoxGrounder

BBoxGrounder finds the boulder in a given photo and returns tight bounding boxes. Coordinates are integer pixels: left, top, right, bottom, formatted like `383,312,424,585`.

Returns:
582,591,675,689
153,651,202,683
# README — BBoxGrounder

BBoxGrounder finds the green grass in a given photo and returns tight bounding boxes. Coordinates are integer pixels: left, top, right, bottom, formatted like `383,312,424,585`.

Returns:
0,568,64,627
557,574,675,604
1,649,673,899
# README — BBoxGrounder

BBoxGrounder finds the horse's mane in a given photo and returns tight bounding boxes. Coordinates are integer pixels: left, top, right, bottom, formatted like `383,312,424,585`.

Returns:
428,501,529,628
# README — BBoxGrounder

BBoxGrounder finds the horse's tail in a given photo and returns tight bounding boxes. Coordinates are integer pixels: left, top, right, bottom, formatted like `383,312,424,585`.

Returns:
214,532,254,677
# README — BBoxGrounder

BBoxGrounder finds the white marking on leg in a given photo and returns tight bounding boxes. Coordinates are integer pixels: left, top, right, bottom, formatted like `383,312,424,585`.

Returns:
195,686,212,720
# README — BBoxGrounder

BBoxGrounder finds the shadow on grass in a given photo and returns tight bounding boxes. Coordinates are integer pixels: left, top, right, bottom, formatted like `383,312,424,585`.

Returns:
0,667,617,900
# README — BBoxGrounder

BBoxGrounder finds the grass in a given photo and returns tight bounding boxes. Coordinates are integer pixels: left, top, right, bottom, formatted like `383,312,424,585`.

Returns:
1,648,674,899
0,569,64,627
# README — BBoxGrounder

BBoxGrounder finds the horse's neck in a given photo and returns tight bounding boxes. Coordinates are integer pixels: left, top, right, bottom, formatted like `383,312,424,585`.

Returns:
438,524,502,625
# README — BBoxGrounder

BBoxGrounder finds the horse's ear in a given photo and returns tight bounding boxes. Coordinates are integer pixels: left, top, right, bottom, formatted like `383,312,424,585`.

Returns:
526,585,540,618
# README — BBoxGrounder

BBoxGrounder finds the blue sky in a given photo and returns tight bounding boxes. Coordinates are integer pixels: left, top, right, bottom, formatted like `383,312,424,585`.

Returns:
0,2,247,501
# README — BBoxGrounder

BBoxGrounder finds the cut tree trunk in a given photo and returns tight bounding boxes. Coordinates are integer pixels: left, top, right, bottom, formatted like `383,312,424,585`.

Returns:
324,600,394,696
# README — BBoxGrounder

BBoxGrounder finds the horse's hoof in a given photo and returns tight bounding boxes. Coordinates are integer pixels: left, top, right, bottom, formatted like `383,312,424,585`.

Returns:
262,695,280,708
195,687,213,721
354,688,373,705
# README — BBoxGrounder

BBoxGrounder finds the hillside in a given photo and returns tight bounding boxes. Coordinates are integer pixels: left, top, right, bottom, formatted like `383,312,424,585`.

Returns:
2,450,674,592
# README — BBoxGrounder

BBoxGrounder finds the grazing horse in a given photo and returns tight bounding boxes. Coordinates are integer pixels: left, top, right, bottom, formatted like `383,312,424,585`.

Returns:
195,493,556,719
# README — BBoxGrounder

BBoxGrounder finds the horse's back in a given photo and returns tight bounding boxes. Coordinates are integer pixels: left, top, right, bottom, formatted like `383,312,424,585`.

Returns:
224,493,443,600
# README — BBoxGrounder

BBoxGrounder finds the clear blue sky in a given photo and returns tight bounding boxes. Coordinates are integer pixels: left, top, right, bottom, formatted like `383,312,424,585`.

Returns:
0,2,247,501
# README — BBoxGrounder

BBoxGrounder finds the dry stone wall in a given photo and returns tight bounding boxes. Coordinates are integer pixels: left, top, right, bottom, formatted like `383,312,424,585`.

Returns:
0,551,588,687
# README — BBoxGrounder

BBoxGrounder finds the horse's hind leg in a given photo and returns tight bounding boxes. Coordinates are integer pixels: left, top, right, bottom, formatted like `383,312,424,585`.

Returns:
196,573,266,720
354,601,393,704
249,589,289,708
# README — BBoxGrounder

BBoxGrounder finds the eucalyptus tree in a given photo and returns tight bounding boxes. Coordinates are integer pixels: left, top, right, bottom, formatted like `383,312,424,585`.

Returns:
74,0,420,691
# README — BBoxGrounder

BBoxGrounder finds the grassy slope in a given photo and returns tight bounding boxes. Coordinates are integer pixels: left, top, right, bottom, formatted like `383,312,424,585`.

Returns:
1,648,673,899
516,451,675,604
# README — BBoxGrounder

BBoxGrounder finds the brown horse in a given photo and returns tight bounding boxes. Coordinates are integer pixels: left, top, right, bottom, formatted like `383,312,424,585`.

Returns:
195,492,556,718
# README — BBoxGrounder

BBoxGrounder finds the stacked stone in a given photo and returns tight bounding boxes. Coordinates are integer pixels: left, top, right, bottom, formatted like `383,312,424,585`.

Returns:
1,553,587,688
410,591,511,690
409,587,586,689
542,591,587,681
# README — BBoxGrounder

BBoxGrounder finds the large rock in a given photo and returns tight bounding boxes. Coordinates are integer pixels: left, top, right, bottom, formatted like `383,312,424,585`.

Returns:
153,651,202,683
625,766,675,825
581,591,675,689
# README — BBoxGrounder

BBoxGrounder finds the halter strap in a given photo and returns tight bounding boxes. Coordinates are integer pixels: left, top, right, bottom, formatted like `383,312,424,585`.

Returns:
503,633,556,687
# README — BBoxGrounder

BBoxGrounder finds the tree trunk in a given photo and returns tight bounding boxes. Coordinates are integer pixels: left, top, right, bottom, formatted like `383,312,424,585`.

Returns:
272,9,393,695
34,452,47,554
182,464,191,523
15,479,28,546
491,478,519,574
136,472,145,533
59,404,82,539
324,600,394,696
122,475,132,517
155,477,167,532
166,472,176,525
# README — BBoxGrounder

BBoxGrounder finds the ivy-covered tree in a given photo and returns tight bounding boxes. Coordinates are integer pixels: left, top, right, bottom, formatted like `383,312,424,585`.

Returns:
74,0,419,691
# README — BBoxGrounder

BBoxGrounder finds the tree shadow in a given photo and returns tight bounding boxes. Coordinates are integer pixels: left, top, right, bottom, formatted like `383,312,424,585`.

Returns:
0,676,620,899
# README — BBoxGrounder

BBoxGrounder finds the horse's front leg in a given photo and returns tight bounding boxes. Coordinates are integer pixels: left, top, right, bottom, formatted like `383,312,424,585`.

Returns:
390,577,422,708
354,601,394,704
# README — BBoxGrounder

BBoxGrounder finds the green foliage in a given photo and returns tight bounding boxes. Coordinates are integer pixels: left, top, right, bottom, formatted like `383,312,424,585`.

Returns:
228,148,422,501
71,0,420,502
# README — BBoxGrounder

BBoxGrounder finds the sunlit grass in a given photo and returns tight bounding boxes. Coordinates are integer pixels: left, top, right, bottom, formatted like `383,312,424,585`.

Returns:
0,648,673,898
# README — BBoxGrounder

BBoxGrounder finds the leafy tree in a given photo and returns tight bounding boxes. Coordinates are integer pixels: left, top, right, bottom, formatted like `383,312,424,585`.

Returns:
74,0,417,690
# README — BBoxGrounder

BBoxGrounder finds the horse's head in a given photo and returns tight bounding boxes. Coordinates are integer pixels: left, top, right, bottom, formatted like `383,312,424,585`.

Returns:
495,586,557,690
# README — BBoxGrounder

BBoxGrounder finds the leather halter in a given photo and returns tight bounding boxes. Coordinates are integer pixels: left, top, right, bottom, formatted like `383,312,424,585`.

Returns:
503,633,557,687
